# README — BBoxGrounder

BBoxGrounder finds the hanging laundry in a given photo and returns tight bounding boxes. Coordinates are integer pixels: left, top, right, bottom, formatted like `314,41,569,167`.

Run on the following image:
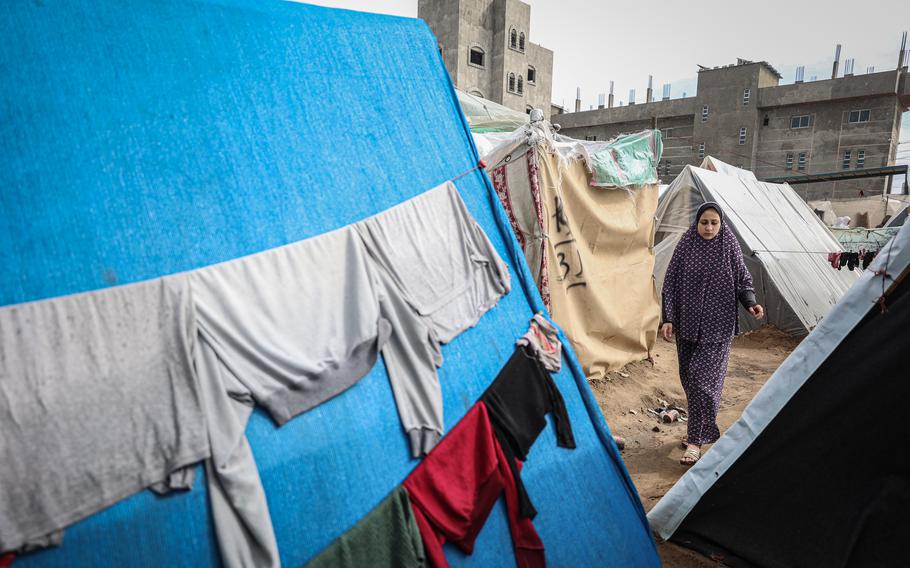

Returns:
863,250,877,270
190,184,509,566
305,487,426,568
827,252,841,270
355,181,511,456
0,278,209,554
515,314,562,372
481,347,576,519
403,402,545,568
0,183,511,565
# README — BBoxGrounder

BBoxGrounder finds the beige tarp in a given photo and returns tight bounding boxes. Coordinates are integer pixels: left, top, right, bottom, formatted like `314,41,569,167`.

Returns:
536,150,660,377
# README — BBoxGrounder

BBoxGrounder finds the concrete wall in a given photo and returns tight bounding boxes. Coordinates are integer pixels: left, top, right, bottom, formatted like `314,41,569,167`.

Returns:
557,97,698,129
525,42,553,117
557,62,908,202
419,0,552,118
754,95,899,199
691,64,763,170
758,70,903,108
418,0,460,81
455,0,495,99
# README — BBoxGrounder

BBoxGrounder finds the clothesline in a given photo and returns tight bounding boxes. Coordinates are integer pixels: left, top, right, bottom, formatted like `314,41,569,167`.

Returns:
752,249,843,255
450,160,487,182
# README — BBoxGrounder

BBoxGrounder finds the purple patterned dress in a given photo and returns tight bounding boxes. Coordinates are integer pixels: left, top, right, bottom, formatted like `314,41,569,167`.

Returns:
661,203,756,445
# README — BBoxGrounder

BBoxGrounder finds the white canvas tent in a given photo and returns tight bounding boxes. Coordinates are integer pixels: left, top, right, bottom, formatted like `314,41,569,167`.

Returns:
654,158,858,336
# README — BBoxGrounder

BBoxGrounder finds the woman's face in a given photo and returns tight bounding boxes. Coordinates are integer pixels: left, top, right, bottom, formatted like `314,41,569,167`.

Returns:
697,209,721,240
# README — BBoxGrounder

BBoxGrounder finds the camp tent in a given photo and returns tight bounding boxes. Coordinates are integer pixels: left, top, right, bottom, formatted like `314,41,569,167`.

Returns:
1,1,659,566
474,123,662,377
884,203,909,228
807,196,908,228
654,158,858,336
456,88,530,134
647,220,910,567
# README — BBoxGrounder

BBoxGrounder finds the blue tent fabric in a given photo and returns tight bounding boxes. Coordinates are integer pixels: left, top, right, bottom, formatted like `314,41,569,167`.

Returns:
0,1,658,566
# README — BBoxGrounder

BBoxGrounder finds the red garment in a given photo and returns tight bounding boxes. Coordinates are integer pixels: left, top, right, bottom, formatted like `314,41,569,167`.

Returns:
0,553,14,568
403,402,545,568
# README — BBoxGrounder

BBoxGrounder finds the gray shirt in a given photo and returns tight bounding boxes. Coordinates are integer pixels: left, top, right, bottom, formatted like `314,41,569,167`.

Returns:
0,277,208,553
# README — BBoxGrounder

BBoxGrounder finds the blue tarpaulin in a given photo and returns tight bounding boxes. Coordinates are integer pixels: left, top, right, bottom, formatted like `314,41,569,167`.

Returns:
0,1,659,566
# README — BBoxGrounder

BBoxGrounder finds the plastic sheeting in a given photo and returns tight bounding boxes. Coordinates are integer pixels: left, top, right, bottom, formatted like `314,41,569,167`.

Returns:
654,162,858,336
456,89,530,133
583,130,663,189
1,1,658,567
830,227,901,253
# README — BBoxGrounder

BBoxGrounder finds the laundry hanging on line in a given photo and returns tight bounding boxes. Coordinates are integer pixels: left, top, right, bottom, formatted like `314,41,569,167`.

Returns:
305,343,577,568
0,182,510,567
828,249,879,271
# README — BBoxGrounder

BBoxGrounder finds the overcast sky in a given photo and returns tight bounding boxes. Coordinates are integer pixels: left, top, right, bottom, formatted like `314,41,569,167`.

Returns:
305,0,908,187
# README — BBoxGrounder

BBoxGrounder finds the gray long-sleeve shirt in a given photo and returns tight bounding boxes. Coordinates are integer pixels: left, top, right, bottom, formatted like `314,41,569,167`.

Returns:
0,277,209,553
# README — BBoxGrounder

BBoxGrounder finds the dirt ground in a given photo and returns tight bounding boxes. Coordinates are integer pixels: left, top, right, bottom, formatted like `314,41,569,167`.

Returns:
591,327,802,567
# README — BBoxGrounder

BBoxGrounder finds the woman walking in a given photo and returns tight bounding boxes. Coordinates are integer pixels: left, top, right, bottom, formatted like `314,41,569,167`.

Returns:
660,203,764,466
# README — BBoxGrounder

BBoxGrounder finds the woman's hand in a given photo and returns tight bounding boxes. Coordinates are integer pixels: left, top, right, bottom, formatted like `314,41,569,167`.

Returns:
661,323,674,342
749,304,765,320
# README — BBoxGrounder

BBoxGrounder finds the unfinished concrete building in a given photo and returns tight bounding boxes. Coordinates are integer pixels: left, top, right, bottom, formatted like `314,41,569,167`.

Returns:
418,0,553,119
558,57,910,200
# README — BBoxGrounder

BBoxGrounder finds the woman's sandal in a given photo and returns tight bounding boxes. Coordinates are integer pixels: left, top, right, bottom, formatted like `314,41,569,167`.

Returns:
680,446,700,466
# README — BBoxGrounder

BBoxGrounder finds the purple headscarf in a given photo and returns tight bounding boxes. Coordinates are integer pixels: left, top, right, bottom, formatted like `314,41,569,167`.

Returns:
661,202,754,343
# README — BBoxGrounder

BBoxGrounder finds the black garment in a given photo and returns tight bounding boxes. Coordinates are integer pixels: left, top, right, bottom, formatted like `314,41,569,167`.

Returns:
862,251,876,270
737,290,757,309
481,347,576,520
846,252,858,271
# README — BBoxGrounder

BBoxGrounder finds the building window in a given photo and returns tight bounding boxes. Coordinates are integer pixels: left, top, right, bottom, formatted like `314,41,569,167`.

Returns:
663,160,672,176
842,150,852,170
739,127,747,145
510,28,517,50
848,109,871,123
763,114,769,126
527,65,536,84
797,152,807,171
585,135,598,141
698,143,705,159
857,149,865,169
468,47,485,68
517,75,524,95
701,105,709,122
743,88,751,106
664,127,673,139
519,33,526,52
785,153,793,170
790,115,810,129
508,73,516,93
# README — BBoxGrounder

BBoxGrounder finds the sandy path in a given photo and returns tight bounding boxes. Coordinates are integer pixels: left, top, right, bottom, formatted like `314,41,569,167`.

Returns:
591,327,800,566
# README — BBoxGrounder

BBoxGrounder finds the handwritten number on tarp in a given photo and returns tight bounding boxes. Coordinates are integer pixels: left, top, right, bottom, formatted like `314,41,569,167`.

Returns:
551,195,587,291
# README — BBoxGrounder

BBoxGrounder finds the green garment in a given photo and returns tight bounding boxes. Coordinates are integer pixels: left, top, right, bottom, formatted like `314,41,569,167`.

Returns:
305,487,425,568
